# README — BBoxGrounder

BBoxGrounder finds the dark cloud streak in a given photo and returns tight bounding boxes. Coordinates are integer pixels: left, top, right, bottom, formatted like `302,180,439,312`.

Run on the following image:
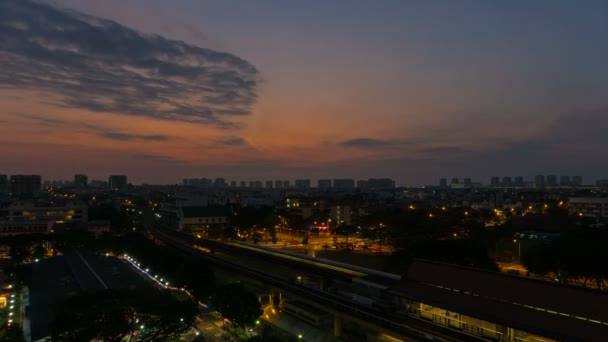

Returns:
0,0,259,128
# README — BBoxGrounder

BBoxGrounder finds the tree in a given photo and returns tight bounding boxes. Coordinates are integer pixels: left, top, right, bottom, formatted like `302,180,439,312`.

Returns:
32,243,46,260
51,288,198,342
211,283,262,328
9,244,30,263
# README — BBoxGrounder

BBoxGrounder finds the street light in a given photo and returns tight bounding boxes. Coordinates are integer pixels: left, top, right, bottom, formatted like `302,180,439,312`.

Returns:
513,239,521,262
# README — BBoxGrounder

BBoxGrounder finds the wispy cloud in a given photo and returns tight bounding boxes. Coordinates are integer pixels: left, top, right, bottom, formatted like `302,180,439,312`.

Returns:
341,137,403,149
420,146,465,155
100,132,168,141
0,0,259,128
219,136,246,146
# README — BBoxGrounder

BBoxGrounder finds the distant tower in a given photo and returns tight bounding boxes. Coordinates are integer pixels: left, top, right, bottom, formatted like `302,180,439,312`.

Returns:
546,175,557,187
74,174,88,188
514,176,524,187
439,178,448,188
535,175,545,189
490,177,500,187
108,175,127,191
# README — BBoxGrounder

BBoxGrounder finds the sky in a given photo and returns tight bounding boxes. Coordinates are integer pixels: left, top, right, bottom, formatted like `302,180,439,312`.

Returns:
1,0,607,185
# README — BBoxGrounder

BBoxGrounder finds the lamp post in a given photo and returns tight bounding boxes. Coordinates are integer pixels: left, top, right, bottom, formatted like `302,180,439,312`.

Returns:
513,239,521,262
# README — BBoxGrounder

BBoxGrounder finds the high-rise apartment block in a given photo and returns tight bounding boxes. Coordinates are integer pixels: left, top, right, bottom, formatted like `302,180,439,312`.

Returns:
535,175,545,189
0,174,8,195
295,179,311,189
10,175,42,197
108,175,127,190
74,174,88,188
318,179,332,189
332,179,355,190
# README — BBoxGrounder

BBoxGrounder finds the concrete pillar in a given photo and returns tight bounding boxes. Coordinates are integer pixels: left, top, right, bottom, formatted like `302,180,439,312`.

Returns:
507,327,515,342
334,315,343,337
308,243,315,257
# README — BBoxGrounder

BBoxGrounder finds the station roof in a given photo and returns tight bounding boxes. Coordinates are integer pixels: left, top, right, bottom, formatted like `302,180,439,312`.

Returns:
390,259,608,341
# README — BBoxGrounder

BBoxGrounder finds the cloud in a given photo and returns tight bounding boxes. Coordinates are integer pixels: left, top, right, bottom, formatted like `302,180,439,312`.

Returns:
219,136,246,146
100,132,168,141
420,146,465,155
548,108,608,145
341,138,398,149
0,0,259,128
131,153,187,165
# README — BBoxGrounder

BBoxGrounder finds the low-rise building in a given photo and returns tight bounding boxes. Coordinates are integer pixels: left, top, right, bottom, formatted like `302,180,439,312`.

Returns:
568,197,608,218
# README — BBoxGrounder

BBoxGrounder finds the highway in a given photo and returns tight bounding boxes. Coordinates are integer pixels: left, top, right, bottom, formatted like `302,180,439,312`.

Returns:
149,226,487,342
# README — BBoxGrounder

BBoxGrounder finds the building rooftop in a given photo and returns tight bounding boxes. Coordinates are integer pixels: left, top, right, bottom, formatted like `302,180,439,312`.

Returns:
29,250,151,341
390,259,608,341
181,205,232,218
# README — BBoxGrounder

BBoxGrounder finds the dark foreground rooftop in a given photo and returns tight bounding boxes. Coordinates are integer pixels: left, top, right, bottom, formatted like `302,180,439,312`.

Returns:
29,250,151,341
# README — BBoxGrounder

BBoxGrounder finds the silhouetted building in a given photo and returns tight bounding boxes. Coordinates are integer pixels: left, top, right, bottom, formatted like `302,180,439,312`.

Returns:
248,181,255,188
514,176,524,187
597,180,608,188
560,176,571,186
240,181,246,188
254,181,263,188
295,179,311,189
492,191,505,208
546,175,557,187
275,180,283,189
10,175,41,198
333,179,355,190
108,175,127,190
283,180,291,189
572,176,583,186
368,178,395,190
490,177,500,187
266,180,274,189
569,197,608,218
214,178,226,188
318,179,332,189
230,181,237,188
74,174,87,188
502,177,512,187
534,175,545,189
357,180,369,190
451,178,459,185
0,174,8,195
439,178,448,188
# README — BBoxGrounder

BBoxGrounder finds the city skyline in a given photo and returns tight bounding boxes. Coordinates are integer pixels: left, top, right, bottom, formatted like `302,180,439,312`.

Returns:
1,0,607,185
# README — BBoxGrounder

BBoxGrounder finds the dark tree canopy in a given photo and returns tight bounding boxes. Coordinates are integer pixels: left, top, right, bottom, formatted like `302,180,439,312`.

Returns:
51,288,198,342
211,283,262,328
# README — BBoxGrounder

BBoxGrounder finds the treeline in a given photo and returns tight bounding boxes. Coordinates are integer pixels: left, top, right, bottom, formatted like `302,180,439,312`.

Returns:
384,239,499,274
522,228,608,289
